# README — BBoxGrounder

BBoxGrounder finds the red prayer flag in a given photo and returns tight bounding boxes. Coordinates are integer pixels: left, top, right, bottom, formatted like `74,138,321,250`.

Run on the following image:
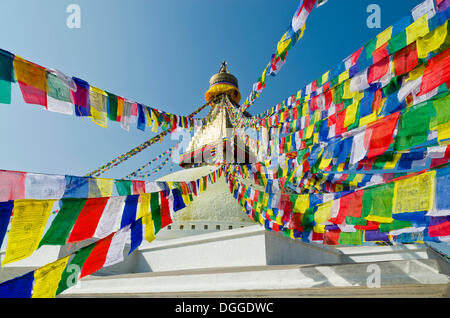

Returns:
372,43,389,64
367,56,389,84
159,191,173,228
132,181,146,194
429,221,450,237
418,48,450,96
394,43,419,76
324,229,341,245
335,109,347,136
330,190,364,224
80,233,114,278
367,112,400,159
68,197,109,243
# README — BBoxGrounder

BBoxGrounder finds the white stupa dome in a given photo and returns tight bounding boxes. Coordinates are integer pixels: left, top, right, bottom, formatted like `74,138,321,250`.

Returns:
155,165,254,240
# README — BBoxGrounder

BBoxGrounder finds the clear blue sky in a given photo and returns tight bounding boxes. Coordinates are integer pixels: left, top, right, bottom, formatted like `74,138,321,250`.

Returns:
0,0,428,179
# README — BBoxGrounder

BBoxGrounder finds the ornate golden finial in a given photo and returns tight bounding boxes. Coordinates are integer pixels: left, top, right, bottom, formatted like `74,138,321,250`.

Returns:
219,61,229,73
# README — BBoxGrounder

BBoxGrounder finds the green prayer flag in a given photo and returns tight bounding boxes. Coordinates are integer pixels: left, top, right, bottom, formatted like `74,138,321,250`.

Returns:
46,72,72,102
388,30,407,54
115,180,132,196
301,207,315,226
364,38,377,60
0,80,11,104
0,50,13,104
345,216,367,226
379,219,412,232
362,183,395,223
395,101,435,151
39,199,87,247
150,192,162,234
433,93,450,126
106,91,118,121
0,49,14,82
338,230,362,245
56,243,95,295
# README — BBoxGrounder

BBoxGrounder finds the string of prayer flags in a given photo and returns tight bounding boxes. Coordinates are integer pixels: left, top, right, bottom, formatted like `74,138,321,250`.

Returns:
240,0,322,113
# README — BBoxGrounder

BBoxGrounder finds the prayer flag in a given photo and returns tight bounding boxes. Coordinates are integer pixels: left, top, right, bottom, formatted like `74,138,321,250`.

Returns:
24,173,66,200
394,43,419,76
128,218,143,255
80,233,114,278
56,243,95,295
89,86,108,128
46,72,74,115
103,225,130,267
32,256,70,298
406,14,429,45
2,199,54,266
121,194,139,228
106,91,118,121
71,77,90,117
363,183,395,224
0,49,14,104
393,171,435,214
13,56,47,107
366,112,400,159
416,21,448,59
418,48,450,96
67,197,109,243
94,196,125,239
0,201,13,249
39,198,87,246
0,271,34,298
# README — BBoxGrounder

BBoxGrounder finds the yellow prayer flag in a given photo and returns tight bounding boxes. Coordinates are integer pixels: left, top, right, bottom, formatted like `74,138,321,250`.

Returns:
437,121,450,145
276,32,291,56
408,65,426,81
305,123,315,139
383,153,403,170
13,56,47,91
376,26,393,49
342,79,356,99
293,194,309,213
406,14,429,45
315,201,333,225
2,200,54,266
138,193,150,219
344,101,358,127
322,71,330,84
319,157,333,170
338,69,349,84
359,112,378,126
142,214,156,243
150,109,159,133
392,170,436,214
117,98,124,121
89,86,108,128
32,256,70,298
417,21,448,59
88,178,113,197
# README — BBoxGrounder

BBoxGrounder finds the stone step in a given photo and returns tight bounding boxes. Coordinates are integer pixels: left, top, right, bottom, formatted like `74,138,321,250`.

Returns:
58,259,450,298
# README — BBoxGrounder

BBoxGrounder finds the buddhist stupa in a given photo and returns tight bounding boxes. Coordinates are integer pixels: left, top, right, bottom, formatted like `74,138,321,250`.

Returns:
155,62,256,240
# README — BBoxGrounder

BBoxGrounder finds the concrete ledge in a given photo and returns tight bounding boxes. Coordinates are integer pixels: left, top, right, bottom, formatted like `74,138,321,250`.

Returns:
60,259,450,298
